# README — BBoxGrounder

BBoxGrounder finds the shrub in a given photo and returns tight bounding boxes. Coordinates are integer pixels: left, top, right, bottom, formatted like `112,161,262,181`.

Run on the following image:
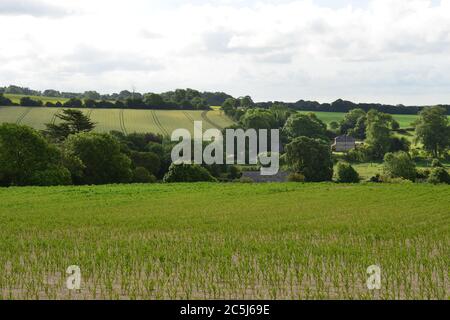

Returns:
130,151,161,176
0,94,13,106
20,96,42,107
63,133,133,185
133,167,156,183
28,166,72,186
163,163,217,183
227,165,242,180
287,172,306,182
428,167,450,184
431,159,443,168
383,151,416,182
368,174,382,183
239,177,254,183
336,162,360,183
0,124,68,186
416,168,431,180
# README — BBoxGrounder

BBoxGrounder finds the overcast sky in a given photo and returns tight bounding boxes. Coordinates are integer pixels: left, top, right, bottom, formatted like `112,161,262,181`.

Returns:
0,0,449,105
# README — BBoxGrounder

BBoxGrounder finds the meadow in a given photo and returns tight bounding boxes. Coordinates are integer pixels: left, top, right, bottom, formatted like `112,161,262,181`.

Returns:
0,183,448,300
298,111,421,129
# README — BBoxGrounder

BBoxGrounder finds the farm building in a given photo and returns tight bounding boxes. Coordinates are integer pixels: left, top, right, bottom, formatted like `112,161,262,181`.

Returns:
332,135,356,152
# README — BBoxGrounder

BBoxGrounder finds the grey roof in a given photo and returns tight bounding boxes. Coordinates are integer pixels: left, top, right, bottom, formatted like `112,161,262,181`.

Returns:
242,171,289,183
334,135,356,142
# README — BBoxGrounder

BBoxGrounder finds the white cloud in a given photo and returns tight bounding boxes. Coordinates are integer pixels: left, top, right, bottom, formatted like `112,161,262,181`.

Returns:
0,0,450,105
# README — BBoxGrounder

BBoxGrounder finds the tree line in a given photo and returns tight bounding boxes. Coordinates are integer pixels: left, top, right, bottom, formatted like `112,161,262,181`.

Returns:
2,84,450,115
1,102,449,187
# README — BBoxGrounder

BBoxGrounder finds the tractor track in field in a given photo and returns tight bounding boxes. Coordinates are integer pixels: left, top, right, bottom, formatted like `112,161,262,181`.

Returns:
16,107,32,125
50,108,62,125
201,110,224,131
119,109,128,135
150,110,169,136
182,111,203,132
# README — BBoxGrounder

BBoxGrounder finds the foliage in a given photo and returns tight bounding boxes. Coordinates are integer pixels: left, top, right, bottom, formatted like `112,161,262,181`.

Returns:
427,167,450,184
130,151,161,176
414,106,450,158
383,151,417,182
336,162,360,183
44,109,96,141
285,136,333,182
0,124,69,186
287,172,306,182
240,108,278,130
132,167,157,184
163,163,217,183
283,113,328,141
20,96,43,107
365,109,394,160
63,133,133,185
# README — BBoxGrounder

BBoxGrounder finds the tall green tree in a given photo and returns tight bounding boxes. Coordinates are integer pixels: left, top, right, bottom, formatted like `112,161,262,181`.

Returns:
340,108,367,139
285,136,333,182
0,124,71,186
283,113,328,141
44,109,96,142
414,106,449,158
365,110,393,159
63,133,132,185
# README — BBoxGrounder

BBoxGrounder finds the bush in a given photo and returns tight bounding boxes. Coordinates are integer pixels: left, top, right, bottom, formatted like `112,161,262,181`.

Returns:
0,124,68,186
28,166,72,186
63,133,133,185
380,176,414,184
416,168,431,180
287,172,306,182
428,167,450,184
383,151,417,182
163,163,217,183
133,167,156,183
431,159,443,168
239,177,254,183
336,162,360,183
368,174,382,183
227,166,242,180
130,151,161,176
63,98,83,108
0,94,13,106
20,96,42,107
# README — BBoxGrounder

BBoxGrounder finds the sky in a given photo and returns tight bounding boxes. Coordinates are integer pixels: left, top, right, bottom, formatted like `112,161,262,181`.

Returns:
0,0,449,105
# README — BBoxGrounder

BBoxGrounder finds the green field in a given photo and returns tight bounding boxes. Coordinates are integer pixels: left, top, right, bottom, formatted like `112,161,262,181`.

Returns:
299,111,421,128
4,94,69,104
0,106,234,135
2,105,447,136
0,183,448,300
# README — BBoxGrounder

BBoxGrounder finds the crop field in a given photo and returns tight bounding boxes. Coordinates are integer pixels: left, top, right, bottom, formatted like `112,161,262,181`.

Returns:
0,183,448,300
0,106,234,136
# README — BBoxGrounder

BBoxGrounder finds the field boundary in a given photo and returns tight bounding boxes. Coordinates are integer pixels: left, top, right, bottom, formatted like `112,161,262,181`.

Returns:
15,107,32,125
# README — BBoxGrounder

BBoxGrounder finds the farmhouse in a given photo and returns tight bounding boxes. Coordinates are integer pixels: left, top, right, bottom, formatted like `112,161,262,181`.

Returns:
332,135,356,152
